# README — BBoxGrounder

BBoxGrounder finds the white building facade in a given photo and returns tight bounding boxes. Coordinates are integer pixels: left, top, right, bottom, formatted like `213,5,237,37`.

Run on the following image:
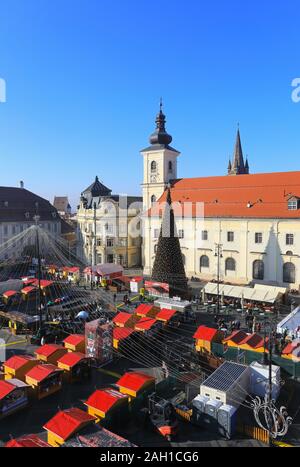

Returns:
141,107,300,289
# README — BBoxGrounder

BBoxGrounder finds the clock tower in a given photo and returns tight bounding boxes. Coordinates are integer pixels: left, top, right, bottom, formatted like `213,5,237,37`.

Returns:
141,100,180,212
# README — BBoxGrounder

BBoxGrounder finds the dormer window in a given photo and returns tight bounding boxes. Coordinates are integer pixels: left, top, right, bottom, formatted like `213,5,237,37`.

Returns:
288,197,299,210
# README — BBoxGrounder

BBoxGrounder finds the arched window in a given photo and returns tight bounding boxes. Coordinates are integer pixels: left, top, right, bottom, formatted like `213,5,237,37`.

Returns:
225,258,236,273
253,260,264,280
200,255,209,271
286,251,293,256
283,262,295,284
151,195,156,204
151,161,157,173
168,161,173,172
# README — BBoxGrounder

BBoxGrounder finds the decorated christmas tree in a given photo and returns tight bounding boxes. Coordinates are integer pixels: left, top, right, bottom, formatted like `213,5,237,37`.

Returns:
151,187,188,298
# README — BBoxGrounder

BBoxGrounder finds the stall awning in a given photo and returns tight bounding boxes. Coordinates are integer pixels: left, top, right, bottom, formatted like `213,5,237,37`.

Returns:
203,282,286,303
2,290,18,298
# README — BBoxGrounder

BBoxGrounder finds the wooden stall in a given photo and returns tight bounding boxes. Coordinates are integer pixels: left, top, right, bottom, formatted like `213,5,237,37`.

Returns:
43,407,96,447
135,303,160,319
5,435,51,448
3,355,39,381
35,344,68,365
0,379,29,419
112,312,140,329
116,372,155,401
193,326,224,353
63,334,85,353
155,308,178,326
113,327,134,350
85,388,129,423
25,364,63,400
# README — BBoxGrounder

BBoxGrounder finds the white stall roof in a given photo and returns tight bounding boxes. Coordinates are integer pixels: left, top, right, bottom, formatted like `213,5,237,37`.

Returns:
277,306,300,335
203,282,287,304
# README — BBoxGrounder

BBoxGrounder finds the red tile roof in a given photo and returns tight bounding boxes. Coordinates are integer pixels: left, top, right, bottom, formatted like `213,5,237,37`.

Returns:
5,435,51,448
43,408,95,441
63,334,85,346
193,325,218,341
134,317,157,331
25,364,61,383
57,352,86,368
4,355,36,371
112,312,133,325
223,330,248,344
85,388,128,414
135,304,153,316
35,344,65,357
116,372,155,392
156,308,177,322
148,171,300,219
113,327,134,341
0,380,16,400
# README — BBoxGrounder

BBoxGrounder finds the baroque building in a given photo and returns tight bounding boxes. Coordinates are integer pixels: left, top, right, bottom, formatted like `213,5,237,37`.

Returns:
142,105,300,289
77,176,142,267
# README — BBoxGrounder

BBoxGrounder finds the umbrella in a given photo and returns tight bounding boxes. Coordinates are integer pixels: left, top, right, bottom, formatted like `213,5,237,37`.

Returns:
76,311,89,320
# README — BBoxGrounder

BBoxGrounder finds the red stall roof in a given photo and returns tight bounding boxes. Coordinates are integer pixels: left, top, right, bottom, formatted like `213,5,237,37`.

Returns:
85,388,128,414
135,304,154,317
112,312,133,325
35,344,65,357
63,334,85,346
57,352,86,368
239,333,266,349
135,317,157,331
0,380,16,400
193,325,218,341
156,308,177,322
2,290,18,298
116,372,155,392
4,355,36,371
31,279,53,288
6,435,51,448
21,286,36,294
282,341,300,355
113,328,134,341
43,408,95,441
223,330,248,345
26,364,61,383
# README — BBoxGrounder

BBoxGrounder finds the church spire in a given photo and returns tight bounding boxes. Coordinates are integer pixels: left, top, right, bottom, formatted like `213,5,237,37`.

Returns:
228,127,249,175
149,99,173,147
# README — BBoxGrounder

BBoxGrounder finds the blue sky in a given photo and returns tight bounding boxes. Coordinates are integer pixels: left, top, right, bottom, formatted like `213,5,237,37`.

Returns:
0,0,299,209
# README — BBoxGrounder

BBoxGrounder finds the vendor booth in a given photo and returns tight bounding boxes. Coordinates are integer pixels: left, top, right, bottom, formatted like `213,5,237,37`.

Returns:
135,303,160,318
63,334,85,353
130,276,144,294
85,388,129,423
6,435,51,448
25,364,63,400
84,264,123,286
43,407,96,447
35,344,68,365
155,308,178,325
0,379,29,419
3,355,39,381
116,372,155,402
57,352,90,383
112,312,140,328
113,327,135,349
2,290,20,304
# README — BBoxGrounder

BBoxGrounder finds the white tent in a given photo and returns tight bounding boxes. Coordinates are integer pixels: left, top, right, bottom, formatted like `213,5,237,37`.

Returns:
277,306,300,336
203,282,286,304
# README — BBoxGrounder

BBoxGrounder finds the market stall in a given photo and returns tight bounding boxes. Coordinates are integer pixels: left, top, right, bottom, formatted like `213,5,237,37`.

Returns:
35,344,68,365
57,352,90,383
116,372,155,401
112,312,140,329
155,308,178,325
43,407,96,447
63,334,85,353
25,364,63,400
0,379,29,419
113,327,135,349
3,355,39,382
5,435,51,448
84,388,129,423
135,303,160,319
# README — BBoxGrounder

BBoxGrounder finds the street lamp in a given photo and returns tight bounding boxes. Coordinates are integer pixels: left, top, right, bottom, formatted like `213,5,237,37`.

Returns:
214,243,223,316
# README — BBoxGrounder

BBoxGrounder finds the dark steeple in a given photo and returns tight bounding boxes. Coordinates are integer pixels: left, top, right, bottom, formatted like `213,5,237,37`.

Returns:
151,187,188,299
83,176,112,198
149,98,173,146
228,128,249,175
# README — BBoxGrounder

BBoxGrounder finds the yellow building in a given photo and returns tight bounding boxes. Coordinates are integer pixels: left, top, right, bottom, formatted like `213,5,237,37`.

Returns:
35,344,68,365
116,372,155,400
85,388,128,422
193,326,224,353
25,364,63,400
63,334,86,353
3,355,38,381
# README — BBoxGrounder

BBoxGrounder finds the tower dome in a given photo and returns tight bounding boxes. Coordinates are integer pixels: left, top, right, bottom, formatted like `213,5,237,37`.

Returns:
149,99,173,146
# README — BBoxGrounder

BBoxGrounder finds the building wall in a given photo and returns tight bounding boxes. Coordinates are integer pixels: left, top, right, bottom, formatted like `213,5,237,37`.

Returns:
142,216,300,288
77,199,142,268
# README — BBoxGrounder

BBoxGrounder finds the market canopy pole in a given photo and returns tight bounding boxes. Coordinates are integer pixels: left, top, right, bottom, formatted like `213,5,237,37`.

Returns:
151,186,188,299
33,202,43,331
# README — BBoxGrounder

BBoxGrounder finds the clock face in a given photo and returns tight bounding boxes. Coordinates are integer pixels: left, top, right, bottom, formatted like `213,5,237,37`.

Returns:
150,175,157,183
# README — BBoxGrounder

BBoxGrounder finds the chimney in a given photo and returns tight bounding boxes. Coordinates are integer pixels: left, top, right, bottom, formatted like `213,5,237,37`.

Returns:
20,181,24,189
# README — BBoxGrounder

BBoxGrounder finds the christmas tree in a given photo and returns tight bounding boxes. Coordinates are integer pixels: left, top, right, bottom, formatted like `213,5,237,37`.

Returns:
151,187,188,298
